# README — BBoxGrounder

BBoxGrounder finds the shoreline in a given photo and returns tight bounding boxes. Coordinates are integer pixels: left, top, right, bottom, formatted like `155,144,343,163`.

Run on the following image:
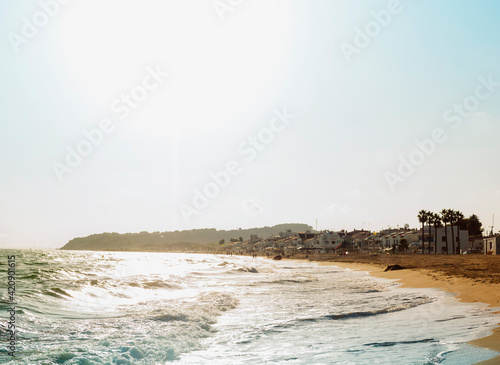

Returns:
314,259,500,364
34,249,500,362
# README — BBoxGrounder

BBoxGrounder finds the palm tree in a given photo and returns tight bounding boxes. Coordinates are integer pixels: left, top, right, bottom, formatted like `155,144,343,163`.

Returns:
455,211,464,254
431,213,442,254
427,213,436,254
449,210,458,254
441,209,450,254
417,210,428,254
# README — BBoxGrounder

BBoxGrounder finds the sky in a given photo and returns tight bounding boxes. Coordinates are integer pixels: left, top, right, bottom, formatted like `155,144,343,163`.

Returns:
1,0,500,249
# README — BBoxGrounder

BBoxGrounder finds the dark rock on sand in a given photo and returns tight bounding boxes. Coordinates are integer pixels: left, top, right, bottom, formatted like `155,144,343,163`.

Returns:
384,264,405,272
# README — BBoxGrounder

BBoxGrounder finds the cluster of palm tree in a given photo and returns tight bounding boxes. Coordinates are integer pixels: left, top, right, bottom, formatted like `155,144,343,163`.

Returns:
417,209,464,254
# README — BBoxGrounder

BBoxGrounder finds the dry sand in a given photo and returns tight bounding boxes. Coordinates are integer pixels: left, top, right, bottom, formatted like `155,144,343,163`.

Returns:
296,254,500,364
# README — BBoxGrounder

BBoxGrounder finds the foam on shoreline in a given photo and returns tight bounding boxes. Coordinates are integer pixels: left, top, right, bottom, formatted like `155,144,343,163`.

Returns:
318,260,500,365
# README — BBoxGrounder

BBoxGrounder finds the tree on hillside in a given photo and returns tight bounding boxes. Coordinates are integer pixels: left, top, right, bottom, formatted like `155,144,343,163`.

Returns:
219,239,225,245
418,210,428,254
239,237,243,241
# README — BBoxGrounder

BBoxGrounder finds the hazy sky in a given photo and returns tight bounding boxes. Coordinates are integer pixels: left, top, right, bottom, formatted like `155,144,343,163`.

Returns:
1,0,500,249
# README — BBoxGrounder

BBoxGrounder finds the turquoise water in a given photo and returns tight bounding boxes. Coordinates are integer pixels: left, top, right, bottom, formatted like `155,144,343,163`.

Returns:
0,249,498,364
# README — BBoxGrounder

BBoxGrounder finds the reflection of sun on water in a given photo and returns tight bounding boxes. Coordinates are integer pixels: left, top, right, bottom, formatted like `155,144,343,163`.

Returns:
65,253,202,312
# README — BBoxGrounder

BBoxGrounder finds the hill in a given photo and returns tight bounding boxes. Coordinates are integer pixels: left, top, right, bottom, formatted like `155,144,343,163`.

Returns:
59,223,313,252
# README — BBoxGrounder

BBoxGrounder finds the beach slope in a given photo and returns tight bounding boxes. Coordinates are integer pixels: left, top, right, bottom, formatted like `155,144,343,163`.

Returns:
313,254,500,364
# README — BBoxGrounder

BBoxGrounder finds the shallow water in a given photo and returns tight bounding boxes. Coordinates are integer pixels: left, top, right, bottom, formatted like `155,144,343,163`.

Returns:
0,250,498,364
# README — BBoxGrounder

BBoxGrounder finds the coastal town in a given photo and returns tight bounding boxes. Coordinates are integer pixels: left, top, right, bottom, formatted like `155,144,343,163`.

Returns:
223,211,500,257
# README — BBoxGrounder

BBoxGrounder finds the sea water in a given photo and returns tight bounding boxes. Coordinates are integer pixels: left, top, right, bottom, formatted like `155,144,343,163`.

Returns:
0,249,499,364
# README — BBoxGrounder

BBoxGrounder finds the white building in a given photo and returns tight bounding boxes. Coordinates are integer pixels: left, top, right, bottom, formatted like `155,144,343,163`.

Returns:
318,231,343,252
417,226,469,254
483,235,500,255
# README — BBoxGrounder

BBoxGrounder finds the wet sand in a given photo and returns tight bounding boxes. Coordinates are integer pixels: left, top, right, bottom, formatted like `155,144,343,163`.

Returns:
304,254,500,364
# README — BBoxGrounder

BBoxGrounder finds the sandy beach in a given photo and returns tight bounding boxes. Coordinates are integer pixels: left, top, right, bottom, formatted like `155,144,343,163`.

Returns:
301,254,500,364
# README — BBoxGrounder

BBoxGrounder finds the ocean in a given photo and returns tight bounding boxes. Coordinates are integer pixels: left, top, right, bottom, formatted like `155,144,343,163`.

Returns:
0,249,499,364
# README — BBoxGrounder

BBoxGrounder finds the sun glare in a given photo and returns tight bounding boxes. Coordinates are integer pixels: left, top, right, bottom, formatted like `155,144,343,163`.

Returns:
57,1,293,134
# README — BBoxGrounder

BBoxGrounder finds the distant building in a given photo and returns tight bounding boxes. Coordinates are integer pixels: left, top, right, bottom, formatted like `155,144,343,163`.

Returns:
343,230,371,251
483,235,500,255
298,232,316,241
416,226,469,254
318,231,343,252
381,232,399,251
468,235,484,252
373,228,418,252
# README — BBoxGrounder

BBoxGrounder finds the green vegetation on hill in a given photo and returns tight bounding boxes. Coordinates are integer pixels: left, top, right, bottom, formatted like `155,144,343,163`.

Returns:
59,223,313,252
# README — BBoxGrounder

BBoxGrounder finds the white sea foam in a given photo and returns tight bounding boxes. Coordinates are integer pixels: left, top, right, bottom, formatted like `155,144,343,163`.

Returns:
1,250,499,364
